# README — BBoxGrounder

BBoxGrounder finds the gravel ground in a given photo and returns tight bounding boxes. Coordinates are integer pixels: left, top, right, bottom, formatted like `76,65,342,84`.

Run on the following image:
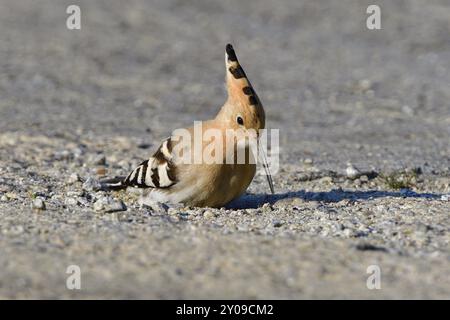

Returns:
0,0,449,299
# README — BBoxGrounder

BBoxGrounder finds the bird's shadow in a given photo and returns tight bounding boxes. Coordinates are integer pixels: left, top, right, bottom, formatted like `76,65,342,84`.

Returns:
226,189,442,210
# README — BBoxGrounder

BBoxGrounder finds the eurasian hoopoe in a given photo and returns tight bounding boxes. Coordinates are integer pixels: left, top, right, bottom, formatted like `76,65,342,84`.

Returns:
104,44,273,208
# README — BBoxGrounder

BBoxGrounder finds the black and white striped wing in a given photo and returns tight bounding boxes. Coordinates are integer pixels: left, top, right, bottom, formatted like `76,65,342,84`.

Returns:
123,138,177,189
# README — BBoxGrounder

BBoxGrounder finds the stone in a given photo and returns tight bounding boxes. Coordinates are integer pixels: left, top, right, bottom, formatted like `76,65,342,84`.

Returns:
67,173,80,184
273,197,304,208
346,163,361,179
91,154,106,165
65,198,79,206
94,196,126,213
32,198,46,210
272,220,283,228
83,177,102,192
167,208,178,215
140,199,169,213
203,210,214,219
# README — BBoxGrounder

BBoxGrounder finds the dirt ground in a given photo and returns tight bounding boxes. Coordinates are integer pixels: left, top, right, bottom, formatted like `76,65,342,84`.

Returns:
0,0,449,299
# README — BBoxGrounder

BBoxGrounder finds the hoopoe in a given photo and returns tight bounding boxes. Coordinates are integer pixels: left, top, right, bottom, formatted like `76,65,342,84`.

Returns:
104,44,273,208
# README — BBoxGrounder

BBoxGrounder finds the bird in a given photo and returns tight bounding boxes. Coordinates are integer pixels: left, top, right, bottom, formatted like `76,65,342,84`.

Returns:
103,44,273,208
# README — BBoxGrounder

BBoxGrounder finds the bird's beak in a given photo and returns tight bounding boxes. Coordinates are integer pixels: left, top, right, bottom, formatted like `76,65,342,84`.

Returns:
258,143,274,194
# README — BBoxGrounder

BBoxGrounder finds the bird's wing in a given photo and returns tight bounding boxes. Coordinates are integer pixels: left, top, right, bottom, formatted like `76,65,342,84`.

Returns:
123,137,177,189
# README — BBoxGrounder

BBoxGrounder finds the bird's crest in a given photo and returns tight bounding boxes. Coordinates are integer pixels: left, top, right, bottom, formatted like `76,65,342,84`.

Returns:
225,44,263,121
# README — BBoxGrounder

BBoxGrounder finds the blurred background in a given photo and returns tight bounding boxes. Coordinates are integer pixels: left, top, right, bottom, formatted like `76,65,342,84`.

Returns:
1,0,449,172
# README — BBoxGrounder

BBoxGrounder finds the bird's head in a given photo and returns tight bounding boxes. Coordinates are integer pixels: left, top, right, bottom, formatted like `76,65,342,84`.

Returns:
216,44,265,137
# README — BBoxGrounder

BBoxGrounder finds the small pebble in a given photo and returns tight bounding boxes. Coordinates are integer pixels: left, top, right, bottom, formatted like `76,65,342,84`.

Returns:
262,203,273,211
358,79,372,91
273,220,283,228
5,192,18,200
273,197,303,208
359,175,369,183
167,208,178,215
91,154,106,165
67,173,80,184
65,198,79,206
237,224,250,232
320,176,333,184
343,229,352,237
346,163,361,179
203,210,214,219
32,198,46,210
9,225,24,236
83,177,102,192
93,196,126,212
66,191,82,197
140,199,168,213
96,167,107,176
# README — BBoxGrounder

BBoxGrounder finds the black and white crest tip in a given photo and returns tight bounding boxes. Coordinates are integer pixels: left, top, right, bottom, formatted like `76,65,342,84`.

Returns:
123,138,177,189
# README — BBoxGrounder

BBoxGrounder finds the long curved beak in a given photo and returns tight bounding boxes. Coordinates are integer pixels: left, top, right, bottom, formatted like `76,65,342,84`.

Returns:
258,143,274,194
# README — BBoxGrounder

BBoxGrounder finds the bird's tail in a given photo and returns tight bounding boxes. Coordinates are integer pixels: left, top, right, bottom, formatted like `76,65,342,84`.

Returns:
99,176,128,190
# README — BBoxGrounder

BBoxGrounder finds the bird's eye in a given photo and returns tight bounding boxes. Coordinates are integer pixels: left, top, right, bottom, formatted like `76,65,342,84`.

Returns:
236,116,244,125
